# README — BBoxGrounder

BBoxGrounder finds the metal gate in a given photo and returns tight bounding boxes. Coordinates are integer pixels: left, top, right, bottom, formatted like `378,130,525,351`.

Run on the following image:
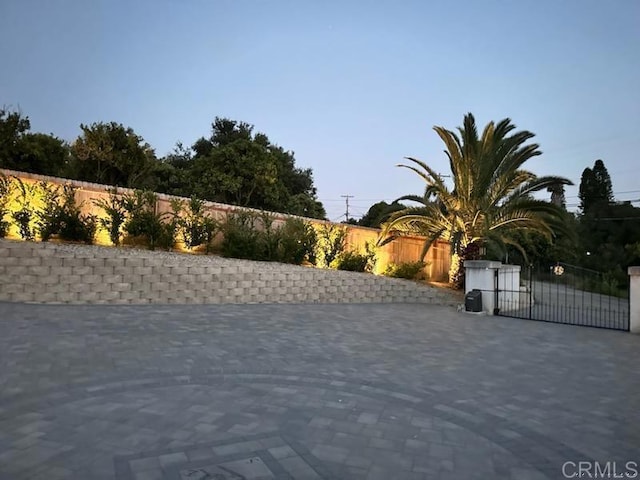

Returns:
495,262,630,331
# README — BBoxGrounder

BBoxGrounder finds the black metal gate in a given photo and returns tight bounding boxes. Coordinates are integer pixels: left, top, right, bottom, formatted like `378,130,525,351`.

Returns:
495,263,630,331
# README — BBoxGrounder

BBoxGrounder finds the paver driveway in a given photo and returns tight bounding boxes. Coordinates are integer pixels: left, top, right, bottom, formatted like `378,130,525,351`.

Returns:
0,302,639,480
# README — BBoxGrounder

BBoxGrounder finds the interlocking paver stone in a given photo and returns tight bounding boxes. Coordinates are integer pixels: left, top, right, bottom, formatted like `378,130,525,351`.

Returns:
1,302,639,479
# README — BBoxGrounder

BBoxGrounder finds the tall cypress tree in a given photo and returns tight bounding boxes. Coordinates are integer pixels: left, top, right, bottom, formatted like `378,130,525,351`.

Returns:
579,159,614,213
592,159,614,203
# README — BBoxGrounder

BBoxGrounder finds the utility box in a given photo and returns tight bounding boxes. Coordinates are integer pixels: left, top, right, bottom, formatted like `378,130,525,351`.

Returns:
465,289,483,312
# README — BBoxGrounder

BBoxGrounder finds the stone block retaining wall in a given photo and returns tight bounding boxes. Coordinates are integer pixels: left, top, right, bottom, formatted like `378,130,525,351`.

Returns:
0,239,456,305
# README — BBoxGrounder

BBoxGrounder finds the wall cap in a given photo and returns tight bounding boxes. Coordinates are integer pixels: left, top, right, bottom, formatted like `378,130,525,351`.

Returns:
464,260,502,269
499,264,521,272
628,266,640,276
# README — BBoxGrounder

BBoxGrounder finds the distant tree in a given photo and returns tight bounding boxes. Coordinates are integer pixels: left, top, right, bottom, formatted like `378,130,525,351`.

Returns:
0,109,69,176
359,201,405,228
547,183,566,209
578,201,640,284
188,118,325,219
0,108,30,165
593,159,614,202
2,109,326,219
67,122,156,189
579,159,614,213
153,143,194,197
15,133,69,176
505,213,579,268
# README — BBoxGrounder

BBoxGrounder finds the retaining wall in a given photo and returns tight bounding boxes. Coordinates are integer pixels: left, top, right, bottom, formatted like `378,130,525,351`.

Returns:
0,239,456,305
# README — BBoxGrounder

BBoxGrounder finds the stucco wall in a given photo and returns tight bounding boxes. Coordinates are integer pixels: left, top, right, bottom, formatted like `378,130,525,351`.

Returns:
0,239,457,305
0,169,451,280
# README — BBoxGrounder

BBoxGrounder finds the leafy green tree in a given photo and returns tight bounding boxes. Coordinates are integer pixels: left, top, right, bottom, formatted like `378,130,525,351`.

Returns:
68,122,157,189
0,108,30,168
153,142,193,197
16,133,69,176
380,113,572,287
579,201,640,274
579,159,614,213
358,201,405,228
188,118,325,219
504,213,579,268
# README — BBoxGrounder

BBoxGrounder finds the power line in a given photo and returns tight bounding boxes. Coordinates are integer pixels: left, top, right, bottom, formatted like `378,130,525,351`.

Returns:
589,217,640,221
564,189,640,199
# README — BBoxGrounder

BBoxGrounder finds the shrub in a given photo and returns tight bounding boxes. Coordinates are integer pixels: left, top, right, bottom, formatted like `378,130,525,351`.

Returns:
0,173,14,238
336,251,369,272
35,182,62,241
276,218,317,265
384,261,427,280
171,197,218,251
94,188,127,246
57,186,97,243
315,224,347,268
10,178,37,241
122,190,176,250
220,211,317,264
220,211,263,260
36,183,97,244
336,243,376,272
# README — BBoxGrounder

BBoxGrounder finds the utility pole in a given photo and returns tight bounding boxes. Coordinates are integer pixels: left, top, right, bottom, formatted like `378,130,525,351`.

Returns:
341,194,354,221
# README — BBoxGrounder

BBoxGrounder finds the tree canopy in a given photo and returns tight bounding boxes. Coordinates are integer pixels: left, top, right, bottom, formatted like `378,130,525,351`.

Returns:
0,109,68,176
67,122,157,189
184,118,325,218
358,201,405,228
578,159,614,213
0,109,326,219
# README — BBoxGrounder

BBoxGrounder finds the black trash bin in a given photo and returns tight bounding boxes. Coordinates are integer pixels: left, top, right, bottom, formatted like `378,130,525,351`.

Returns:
465,289,482,312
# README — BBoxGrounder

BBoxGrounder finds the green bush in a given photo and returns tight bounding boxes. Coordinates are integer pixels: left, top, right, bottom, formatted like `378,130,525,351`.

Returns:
220,211,317,264
277,218,317,265
94,188,127,246
10,178,37,241
384,261,426,280
336,251,369,272
220,211,263,260
336,243,376,272
0,173,14,238
35,182,62,241
36,183,96,244
172,197,218,251
122,190,176,250
315,224,347,268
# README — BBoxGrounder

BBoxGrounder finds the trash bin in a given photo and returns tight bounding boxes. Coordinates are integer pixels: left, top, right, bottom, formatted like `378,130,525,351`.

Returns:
465,289,482,312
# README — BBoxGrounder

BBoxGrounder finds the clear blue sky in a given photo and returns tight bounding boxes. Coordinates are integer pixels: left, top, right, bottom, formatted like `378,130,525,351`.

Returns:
1,0,639,221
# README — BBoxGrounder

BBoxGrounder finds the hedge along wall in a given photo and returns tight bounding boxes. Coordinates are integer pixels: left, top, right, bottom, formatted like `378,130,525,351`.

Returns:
0,169,451,279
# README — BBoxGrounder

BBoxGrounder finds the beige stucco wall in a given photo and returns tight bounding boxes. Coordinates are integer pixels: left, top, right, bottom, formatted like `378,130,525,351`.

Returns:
0,169,451,279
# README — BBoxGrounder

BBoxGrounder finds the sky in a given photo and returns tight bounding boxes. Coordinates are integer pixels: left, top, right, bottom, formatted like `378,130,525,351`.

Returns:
1,0,639,221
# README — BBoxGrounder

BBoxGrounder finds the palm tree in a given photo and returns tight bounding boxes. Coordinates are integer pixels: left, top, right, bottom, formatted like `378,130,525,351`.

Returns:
379,113,572,287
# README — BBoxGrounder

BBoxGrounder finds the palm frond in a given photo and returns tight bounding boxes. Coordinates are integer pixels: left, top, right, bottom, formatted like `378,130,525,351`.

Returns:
386,114,571,274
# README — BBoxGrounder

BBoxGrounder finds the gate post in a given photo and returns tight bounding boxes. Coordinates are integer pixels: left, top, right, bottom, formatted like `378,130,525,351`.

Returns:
464,260,502,314
628,267,640,333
